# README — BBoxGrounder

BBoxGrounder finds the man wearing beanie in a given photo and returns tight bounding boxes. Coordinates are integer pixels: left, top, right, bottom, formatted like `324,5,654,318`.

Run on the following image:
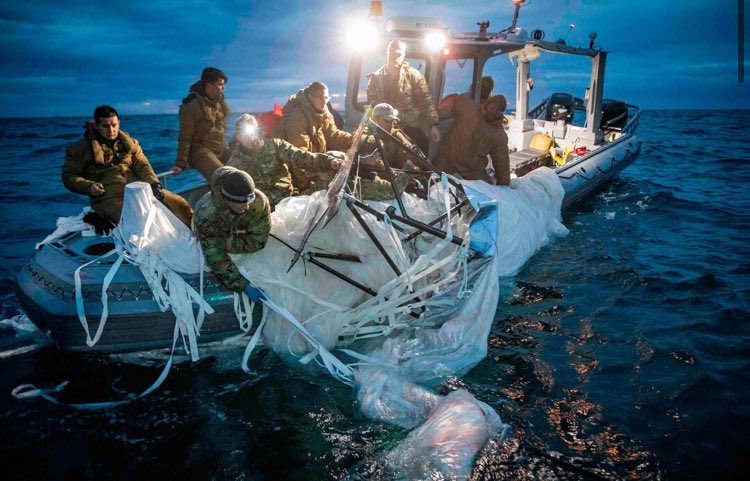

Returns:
434,81,510,186
172,67,231,180
193,166,271,299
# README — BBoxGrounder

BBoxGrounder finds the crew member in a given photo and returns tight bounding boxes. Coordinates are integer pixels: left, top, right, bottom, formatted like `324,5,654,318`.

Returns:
434,93,510,186
172,67,231,180
193,166,271,301
366,40,440,156
228,114,341,207
62,105,193,233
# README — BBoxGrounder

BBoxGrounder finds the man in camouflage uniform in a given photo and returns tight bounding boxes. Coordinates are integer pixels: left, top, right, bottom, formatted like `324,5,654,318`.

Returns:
354,103,416,201
367,40,440,157
228,114,341,207
434,94,510,186
171,67,231,180
273,81,353,192
62,105,193,230
193,166,271,296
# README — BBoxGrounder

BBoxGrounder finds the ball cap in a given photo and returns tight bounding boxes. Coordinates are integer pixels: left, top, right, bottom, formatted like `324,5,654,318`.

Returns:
221,170,256,203
373,103,399,121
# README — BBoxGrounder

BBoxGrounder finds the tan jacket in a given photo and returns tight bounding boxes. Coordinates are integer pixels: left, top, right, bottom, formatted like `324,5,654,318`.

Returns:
62,124,159,213
175,82,231,168
435,94,510,185
366,62,440,128
273,89,353,154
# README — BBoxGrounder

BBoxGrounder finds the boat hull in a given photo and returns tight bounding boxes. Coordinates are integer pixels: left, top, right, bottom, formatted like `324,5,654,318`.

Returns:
557,133,641,209
16,230,246,352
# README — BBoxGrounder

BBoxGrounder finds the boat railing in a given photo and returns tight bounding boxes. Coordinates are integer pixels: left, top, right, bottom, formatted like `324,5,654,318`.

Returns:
620,104,641,136
156,170,175,189
528,99,547,119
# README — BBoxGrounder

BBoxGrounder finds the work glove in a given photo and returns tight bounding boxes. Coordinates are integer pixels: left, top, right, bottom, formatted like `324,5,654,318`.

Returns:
151,182,165,201
244,283,267,303
360,170,377,181
82,212,116,236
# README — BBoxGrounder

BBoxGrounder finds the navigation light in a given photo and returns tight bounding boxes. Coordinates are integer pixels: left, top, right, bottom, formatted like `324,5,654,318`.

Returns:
345,19,379,52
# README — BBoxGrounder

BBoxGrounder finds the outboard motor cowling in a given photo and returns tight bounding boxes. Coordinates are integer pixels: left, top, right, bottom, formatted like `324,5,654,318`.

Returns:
545,93,575,123
600,99,628,130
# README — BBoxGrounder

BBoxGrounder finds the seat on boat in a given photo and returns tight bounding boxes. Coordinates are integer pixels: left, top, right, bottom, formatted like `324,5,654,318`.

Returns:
510,133,553,177
509,149,550,177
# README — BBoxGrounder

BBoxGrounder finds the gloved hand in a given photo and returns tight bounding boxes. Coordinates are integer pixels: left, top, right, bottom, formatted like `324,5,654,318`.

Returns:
360,170,377,181
244,283,267,303
151,182,165,201
82,212,116,236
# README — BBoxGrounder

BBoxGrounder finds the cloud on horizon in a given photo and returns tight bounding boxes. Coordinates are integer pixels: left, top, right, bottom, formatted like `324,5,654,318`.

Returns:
0,0,747,117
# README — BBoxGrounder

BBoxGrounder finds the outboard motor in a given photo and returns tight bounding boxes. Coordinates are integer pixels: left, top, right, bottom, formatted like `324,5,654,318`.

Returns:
545,93,575,123
600,99,628,130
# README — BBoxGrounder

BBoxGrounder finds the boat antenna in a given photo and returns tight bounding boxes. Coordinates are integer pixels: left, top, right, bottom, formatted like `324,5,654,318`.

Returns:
503,0,530,33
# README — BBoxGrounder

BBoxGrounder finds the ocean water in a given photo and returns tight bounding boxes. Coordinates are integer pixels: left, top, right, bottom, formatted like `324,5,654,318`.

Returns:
1,111,749,480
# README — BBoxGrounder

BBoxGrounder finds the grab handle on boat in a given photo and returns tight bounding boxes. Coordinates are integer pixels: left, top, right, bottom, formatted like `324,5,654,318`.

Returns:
156,170,175,189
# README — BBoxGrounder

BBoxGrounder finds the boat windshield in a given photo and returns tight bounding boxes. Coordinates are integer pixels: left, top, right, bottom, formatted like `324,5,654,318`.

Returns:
442,57,475,100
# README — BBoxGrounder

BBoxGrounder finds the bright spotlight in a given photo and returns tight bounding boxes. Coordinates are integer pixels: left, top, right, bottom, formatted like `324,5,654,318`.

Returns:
241,124,257,137
424,30,447,52
345,18,379,52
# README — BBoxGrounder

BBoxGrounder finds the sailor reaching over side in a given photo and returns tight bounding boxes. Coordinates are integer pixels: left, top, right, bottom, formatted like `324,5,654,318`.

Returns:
193,167,271,301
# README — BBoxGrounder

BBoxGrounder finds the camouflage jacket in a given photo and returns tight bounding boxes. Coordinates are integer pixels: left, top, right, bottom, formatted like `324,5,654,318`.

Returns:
366,62,440,128
62,124,158,209
227,137,331,207
358,125,415,170
193,167,271,292
435,94,510,185
176,82,231,167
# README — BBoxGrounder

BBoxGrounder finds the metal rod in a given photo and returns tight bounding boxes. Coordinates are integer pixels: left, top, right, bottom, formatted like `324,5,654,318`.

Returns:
403,198,469,242
372,128,408,218
346,201,402,277
345,193,464,247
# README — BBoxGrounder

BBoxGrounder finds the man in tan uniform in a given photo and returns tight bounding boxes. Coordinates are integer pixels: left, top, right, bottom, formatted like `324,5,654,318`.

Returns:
63,105,193,231
171,67,231,180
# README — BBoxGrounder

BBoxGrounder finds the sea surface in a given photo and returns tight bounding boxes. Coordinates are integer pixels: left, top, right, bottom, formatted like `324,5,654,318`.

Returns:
0,111,749,480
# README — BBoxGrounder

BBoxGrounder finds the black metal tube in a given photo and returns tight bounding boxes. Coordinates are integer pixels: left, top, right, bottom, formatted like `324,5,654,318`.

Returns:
345,194,464,247
403,198,470,243
346,201,402,276
372,129,408,218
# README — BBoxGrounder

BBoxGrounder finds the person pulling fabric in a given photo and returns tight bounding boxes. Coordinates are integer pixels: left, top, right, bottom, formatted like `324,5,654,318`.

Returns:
193,166,271,302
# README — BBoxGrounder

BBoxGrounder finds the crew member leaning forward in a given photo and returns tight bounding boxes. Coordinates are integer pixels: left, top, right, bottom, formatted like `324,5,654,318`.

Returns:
62,105,193,228
172,67,231,180
366,40,440,157
228,114,341,208
434,93,511,186
273,81,353,193
193,166,271,301
355,103,415,201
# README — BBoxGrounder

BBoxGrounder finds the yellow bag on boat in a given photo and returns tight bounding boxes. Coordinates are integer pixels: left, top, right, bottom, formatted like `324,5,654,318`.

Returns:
529,133,554,151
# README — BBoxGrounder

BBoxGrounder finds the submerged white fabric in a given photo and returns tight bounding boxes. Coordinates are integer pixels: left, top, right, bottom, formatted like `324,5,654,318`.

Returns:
44,170,567,478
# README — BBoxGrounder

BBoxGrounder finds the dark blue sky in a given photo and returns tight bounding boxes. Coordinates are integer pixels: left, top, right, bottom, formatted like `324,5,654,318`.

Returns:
0,0,747,118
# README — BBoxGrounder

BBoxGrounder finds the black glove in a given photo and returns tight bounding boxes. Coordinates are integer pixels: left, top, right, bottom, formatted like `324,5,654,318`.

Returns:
83,212,116,236
151,182,165,201
361,171,377,181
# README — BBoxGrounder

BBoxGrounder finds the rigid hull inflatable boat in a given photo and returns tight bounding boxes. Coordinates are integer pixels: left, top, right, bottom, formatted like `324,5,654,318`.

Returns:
17,5,641,354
